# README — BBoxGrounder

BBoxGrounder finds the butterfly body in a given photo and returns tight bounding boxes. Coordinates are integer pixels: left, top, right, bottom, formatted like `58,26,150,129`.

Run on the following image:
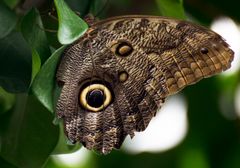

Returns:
56,15,234,154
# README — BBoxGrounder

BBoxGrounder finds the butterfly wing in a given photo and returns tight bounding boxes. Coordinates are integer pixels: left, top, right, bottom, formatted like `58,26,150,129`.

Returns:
56,16,234,154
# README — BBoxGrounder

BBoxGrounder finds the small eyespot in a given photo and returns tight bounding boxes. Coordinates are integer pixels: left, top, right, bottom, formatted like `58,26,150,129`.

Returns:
79,83,112,112
200,47,209,54
116,42,133,56
118,71,129,82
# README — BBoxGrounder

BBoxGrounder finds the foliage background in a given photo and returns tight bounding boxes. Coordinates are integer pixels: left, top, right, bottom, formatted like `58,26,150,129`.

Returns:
0,0,240,168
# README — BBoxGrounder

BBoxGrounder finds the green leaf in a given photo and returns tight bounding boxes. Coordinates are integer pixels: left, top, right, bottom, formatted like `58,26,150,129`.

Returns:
0,2,17,39
31,49,41,84
21,8,51,64
90,0,108,16
54,0,88,44
52,124,81,154
155,0,186,19
0,31,32,93
0,94,59,168
3,0,20,9
0,87,15,114
179,148,210,168
31,46,67,112
0,156,17,168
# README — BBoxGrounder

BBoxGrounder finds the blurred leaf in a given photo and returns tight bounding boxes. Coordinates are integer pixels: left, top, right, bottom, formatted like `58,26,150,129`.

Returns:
0,94,59,168
21,8,51,64
52,124,81,154
3,0,20,9
54,0,88,44
155,0,185,19
185,0,240,24
217,74,239,120
222,142,240,168
90,0,108,16
0,87,15,114
0,2,17,39
218,73,239,93
178,148,210,168
183,76,240,168
94,150,178,168
31,46,66,112
0,156,17,168
0,31,32,93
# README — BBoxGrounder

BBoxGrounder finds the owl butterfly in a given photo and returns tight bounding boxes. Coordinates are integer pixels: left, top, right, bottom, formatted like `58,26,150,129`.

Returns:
56,15,234,154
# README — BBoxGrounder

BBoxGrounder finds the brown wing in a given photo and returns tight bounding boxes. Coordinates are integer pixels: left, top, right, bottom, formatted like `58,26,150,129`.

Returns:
56,15,234,154
93,15,234,96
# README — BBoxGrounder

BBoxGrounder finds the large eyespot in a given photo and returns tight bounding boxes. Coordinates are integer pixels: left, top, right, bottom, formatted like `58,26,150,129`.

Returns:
79,83,112,112
116,42,133,57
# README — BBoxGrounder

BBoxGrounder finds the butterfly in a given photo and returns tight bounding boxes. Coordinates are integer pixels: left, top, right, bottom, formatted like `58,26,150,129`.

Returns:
56,15,234,154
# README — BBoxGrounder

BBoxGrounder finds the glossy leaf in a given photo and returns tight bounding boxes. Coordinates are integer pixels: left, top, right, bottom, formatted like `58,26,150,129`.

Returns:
155,0,186,19
31,46,67,112
31,49,41,83
0,32,32,93
0,87,15,114
54,0,88,44
21,8,51,64
0,2,17,39
0,95,59,168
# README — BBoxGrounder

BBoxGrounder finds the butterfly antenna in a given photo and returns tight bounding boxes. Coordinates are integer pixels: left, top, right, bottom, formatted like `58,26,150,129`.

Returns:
39,5,58,33
37,24,57,33
39,1,55,16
